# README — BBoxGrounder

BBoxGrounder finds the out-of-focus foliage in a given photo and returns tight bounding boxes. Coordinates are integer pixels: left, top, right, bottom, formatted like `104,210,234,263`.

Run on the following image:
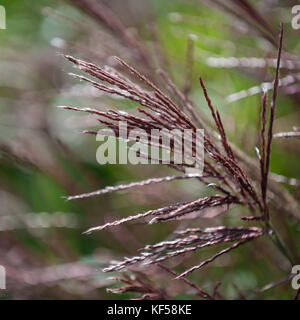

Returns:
0,0,299,300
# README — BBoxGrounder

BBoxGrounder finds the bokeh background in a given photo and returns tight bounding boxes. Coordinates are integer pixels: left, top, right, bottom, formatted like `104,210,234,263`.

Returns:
0,0,299,299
